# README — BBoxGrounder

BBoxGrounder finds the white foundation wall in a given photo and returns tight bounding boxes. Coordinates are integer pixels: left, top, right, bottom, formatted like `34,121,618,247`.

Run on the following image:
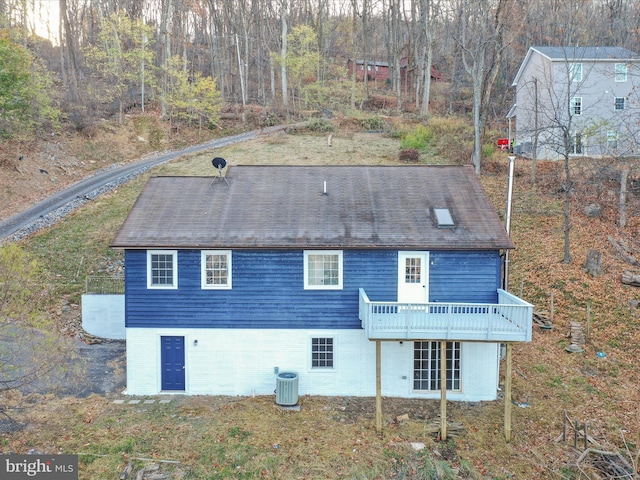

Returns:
81,294,125,339
126,328,501,401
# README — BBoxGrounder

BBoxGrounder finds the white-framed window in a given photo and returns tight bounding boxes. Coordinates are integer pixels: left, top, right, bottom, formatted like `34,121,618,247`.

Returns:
570,97,582,115
569,62,582,82
413,341,461,391
201,250,232,289
304,251,343,289
614,97,625,110
615,63,628,82
147,250,177,289
607,131,618,150
571,133,583,155
311,337,335,369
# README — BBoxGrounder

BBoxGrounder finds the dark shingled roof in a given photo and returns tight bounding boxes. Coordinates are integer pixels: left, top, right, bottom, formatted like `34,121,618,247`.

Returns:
111,165,514,250
533,46,640,61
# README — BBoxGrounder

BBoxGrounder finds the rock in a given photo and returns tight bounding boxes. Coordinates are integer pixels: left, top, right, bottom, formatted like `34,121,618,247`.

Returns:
583,249,603,277
583,204,602,217
622,271,640,287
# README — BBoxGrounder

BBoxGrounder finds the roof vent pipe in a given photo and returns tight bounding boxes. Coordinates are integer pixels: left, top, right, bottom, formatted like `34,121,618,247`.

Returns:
323,181,327,195
503,156,515,290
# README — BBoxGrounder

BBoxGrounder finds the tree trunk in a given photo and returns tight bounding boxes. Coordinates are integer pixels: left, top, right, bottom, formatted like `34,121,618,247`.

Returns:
160,0,174,118
419,0,435,116
563,153,572,263
620,167,629,228
280,0,289,110
59,0,80,103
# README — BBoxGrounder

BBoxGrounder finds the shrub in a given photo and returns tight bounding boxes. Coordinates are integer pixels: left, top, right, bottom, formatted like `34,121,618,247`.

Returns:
307,118,335,133
399,148,420,163
400,124,435,151
358,115,384,131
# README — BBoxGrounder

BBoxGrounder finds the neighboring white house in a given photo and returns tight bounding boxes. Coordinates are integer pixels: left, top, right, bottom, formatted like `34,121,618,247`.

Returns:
511,46,640,160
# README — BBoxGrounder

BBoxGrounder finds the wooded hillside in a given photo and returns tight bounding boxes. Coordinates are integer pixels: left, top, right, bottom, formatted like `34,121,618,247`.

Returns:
2,0,640,146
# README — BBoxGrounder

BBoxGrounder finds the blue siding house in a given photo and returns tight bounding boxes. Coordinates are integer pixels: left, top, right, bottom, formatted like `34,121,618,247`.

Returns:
112,165,532,401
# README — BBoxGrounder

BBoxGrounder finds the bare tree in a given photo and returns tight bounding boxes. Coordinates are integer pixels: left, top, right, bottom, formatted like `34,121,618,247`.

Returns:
59,0,81,103
0,245,74,395
280,0,289,109
418,0,440,116
455,0,514,174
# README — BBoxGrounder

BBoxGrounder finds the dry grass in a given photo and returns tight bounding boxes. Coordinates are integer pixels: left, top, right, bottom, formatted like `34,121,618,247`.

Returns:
5,119,640,479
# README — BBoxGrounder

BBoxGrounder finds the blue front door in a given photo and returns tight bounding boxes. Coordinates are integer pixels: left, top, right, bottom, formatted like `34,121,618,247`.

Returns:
161,336,185,391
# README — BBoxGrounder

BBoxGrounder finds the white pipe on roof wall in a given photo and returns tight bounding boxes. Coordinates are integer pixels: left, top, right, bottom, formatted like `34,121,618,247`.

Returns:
503,156,516,291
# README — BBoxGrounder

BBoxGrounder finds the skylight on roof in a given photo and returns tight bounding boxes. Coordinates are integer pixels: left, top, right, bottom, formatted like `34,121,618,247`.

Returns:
434,208,455,228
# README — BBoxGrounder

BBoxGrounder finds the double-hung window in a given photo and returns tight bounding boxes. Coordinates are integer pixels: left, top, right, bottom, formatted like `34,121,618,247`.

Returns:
201,250,232,289
570,97,582,116
311,337,334,369
569,63,582,82
304,251,343,289
615,97,625,110
147,250,177,289
571,133,583,155
615,63,628,82
413,341,461,391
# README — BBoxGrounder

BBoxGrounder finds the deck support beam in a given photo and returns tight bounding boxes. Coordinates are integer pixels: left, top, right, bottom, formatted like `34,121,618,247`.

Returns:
375,340,382,433
440,340,447,440
504,342,513,442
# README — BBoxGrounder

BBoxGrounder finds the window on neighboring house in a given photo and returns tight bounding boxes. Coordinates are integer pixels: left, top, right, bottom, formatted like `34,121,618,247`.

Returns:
413,341,461,391
607,131,618,150
201,250,232,289
571,133,583,155
311,337,334,368
147,250,177,289
615,97,625,110
304,251,343,289
570,97,582,115
569,62,582,82
615,63,628,82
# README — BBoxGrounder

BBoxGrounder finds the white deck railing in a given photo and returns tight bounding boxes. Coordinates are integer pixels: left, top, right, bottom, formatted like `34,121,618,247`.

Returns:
359,288,532,342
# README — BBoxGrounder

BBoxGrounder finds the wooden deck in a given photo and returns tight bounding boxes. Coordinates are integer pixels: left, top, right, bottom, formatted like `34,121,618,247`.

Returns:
359,288,532,342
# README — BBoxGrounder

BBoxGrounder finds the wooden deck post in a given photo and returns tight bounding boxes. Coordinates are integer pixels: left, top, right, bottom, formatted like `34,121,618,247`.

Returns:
376,340,382,433
440,340,447,441
504,343,513,442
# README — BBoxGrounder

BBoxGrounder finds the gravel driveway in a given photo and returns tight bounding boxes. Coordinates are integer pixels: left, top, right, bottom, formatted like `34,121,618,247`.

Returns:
17,335,127,398
65,339,126,397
